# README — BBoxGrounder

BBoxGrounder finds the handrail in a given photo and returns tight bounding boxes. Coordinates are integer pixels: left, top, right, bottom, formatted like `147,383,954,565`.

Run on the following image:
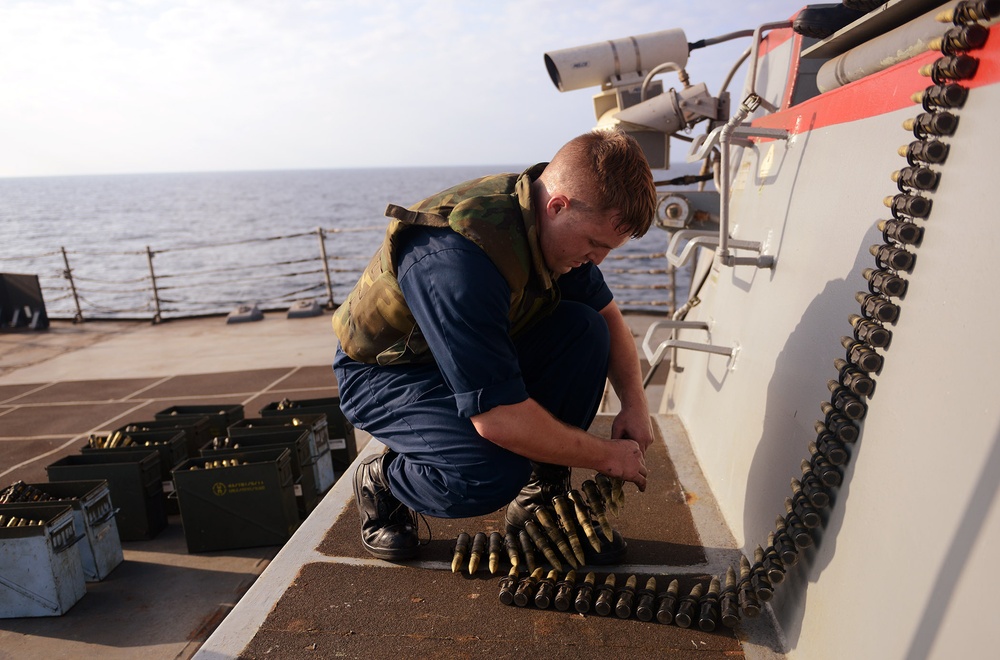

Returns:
641,318,737,386
666,230,720,268
12,227,683,322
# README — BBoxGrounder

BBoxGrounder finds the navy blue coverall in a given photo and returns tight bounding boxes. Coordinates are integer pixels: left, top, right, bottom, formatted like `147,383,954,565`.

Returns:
333,226,613,518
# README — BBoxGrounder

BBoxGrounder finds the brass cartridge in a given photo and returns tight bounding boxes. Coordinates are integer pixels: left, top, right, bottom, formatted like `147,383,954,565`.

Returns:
535,505,579,568
513,567,545,607
834,357,876,398
805,451,843,488
820,400,860,443
498,566,518,606
594,573,617,616
798,468,831,509
635,577,657,622
451,532,470,574
566,490,601,554
774,517,799,566
674,582,704,629
504,531,521,573
615,574,638,619
763,532,786,585
581,479,614,540
469,531,487,575
920,54,979,83
595,473,617,515
751,546,774,602
936,1,1000,25
575,571,597,613
790,488,822,529
783,505,816,549
738,555,761,617
524,520,563,571
611,477,625,512
554,569,577,611
655,578,680,624
929,24,989,56
813,422,849,466
488,531,503,575
849,313,893,350
699,576,721,631
534,569,560,609
720,566,741,628
518,530,538,574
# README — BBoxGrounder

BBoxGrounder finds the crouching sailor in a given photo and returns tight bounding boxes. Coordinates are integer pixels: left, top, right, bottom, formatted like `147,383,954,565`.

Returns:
332,129,656,562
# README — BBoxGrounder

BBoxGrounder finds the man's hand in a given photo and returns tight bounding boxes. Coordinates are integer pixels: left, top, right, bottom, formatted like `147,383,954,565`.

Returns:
611,405,654,455
599,438,647,492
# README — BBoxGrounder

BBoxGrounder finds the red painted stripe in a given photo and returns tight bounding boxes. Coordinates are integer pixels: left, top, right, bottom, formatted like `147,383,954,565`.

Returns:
751,24,1000,134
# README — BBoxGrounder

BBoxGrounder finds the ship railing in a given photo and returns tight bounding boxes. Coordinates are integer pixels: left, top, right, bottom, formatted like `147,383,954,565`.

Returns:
3,228,684,323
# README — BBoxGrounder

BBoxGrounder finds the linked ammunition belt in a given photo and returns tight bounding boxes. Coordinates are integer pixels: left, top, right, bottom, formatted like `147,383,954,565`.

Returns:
451,474,624,577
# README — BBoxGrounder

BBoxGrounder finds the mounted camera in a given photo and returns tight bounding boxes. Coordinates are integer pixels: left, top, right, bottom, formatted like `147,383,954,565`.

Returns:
543,28,727,169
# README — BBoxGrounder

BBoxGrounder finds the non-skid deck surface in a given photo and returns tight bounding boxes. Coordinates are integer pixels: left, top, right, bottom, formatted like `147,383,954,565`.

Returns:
318,417,707,566
240,418,746,659
243,562,741,659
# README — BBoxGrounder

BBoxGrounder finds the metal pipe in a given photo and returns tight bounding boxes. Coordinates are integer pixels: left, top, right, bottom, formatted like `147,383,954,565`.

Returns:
718,93,759,265
60,247,84,323
316,227,336,310
146,246,163,324
747,21,794,106
640,61,685,102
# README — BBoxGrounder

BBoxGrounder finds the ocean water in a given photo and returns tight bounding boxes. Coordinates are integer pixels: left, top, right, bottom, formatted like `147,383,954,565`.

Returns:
0,168,683,320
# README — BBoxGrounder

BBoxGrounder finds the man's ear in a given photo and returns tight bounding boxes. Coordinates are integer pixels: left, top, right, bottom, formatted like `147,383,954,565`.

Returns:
546,193,569,216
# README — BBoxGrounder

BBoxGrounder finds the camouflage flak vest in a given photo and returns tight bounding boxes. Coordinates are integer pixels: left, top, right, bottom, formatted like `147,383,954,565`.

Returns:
332,163,560,366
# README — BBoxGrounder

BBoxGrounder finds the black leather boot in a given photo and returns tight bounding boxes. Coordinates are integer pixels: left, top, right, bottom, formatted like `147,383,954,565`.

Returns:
504,463,627,565
353,451,419,560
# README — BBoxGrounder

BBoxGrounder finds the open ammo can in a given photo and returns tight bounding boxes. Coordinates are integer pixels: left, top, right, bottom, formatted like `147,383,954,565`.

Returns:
155,404,245,441
82,429,188,481
114,417,209,460
46,450,167,541
2,480,123,582
0,503,86,618
231,413,334,494
260,397,356,479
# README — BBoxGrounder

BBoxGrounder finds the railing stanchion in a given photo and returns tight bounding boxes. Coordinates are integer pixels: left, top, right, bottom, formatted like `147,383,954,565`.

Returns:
60,246,84,323
146,246,163,324
317,227,336,310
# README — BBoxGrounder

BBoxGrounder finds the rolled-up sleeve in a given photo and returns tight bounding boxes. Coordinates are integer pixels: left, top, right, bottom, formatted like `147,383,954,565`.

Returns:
396,228,529,417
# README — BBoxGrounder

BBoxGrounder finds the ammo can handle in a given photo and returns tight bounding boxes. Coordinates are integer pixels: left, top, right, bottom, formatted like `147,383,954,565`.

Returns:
92,506,121,525
53,532,85,554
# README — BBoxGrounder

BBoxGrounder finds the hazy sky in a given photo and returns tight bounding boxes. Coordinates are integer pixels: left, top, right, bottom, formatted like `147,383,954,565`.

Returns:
1,0,789,177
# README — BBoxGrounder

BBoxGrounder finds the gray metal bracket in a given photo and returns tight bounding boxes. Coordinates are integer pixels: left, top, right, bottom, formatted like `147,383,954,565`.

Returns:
641,319,737,386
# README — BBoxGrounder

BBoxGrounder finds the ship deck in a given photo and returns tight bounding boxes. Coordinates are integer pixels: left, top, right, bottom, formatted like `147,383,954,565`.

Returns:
0,312,783,659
